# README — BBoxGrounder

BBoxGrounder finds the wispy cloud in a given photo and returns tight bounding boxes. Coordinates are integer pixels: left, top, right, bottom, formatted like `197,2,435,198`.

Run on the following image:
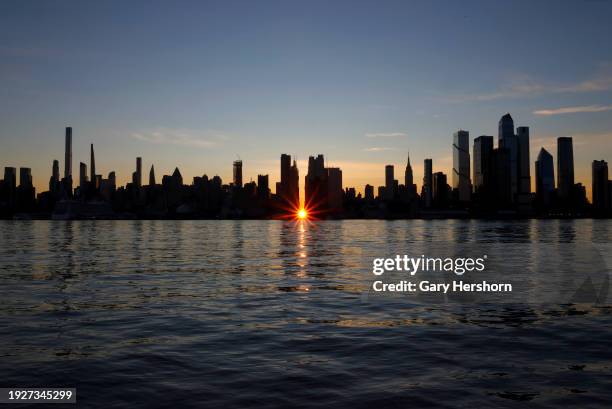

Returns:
443,71,612,103
533,104,612,116
363,147,394,152
365,132,406,138
130,128,224,148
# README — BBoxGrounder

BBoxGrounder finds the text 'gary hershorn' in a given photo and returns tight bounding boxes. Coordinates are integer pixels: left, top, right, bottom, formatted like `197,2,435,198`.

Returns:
371,255,513,293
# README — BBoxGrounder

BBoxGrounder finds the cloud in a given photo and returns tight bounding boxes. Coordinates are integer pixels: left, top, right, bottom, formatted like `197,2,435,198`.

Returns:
363,147,395,152
130,128,222,148
365,132,407,138
533,104,612,116
443,71,612,103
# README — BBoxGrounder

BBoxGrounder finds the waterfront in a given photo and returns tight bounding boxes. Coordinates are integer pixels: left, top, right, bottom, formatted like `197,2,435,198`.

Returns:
0,220,611,408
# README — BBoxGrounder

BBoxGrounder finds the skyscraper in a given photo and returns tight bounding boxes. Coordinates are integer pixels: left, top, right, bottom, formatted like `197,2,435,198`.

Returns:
557,137,574,200
592,160,610,212
52,160,59,183
64,127,72,180
473,135,493,195
492,148,511,206
327,167,343,211
433,172,449,208
63,127,73,195
49,160,60,193
79,162,88,190
452,130,471,202
498,114,517,201
19,168,32,188
278,154,299,207
90,144,96,184
289,160,299,207
280,154,291,195
385,165,394,200
516,126,531,199
364,184,374,201
149,165,156,186
257,174,269,199
233,160,243,188
404,153,413,187
535,148,554,207
305,154,327,211
422,159,433,208
136,157,142,188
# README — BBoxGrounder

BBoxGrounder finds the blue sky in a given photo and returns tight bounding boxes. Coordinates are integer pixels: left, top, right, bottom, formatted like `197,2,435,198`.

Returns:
1,0,611,196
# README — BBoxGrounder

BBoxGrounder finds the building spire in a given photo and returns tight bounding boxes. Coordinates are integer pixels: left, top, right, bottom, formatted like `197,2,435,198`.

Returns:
149,164,156,186
90,143,96,183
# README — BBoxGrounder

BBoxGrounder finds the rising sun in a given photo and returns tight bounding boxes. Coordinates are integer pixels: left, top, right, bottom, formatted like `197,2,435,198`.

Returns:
297,208,308,220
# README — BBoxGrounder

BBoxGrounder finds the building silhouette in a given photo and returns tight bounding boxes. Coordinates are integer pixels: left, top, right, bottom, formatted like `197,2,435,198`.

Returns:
63,127,73,197
79,162,88,192
592,160,610,212
452,130,471,202
557,137,574,200
257,174,270,199
277,154,299,208
149,165,156,186
433,171,450,208
233,160,243,188
305,154,327,213
385,165,395,200
422,159,433,208
517,126,531,203
327,167,343,211
49,159,60,195
473,135,493,200
498,113,517,201
535,148,555,207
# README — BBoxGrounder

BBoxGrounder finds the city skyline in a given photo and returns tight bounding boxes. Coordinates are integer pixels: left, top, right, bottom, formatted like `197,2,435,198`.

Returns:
2,110,612,220
1,117,609,203
1,1,612,198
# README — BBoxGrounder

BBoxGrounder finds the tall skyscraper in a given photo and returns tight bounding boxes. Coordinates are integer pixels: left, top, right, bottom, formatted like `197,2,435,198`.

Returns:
4,167,16,190
64,127,72,180
79,162,88,190
592,160,610,211
404,153,413,187
492,148,511,205
280,154,291,194
385,165,394,200
364,184,374,201
422,159,433,208
257,174,269,199
516,126,531,198
289,160,299,207
149,165,156,186
327,167,343,211
433,172,449,208
63,127,73,195
49,160,60,193
473,135,493,195
136,157,142,188
52,160,59,183
452,130,471,202
278,154,299,206
19,168,32,188
90,144,96,184
233,160,243,188
498,114,517,201
557,137,574,200
535,148,555,207
305,154,327,211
